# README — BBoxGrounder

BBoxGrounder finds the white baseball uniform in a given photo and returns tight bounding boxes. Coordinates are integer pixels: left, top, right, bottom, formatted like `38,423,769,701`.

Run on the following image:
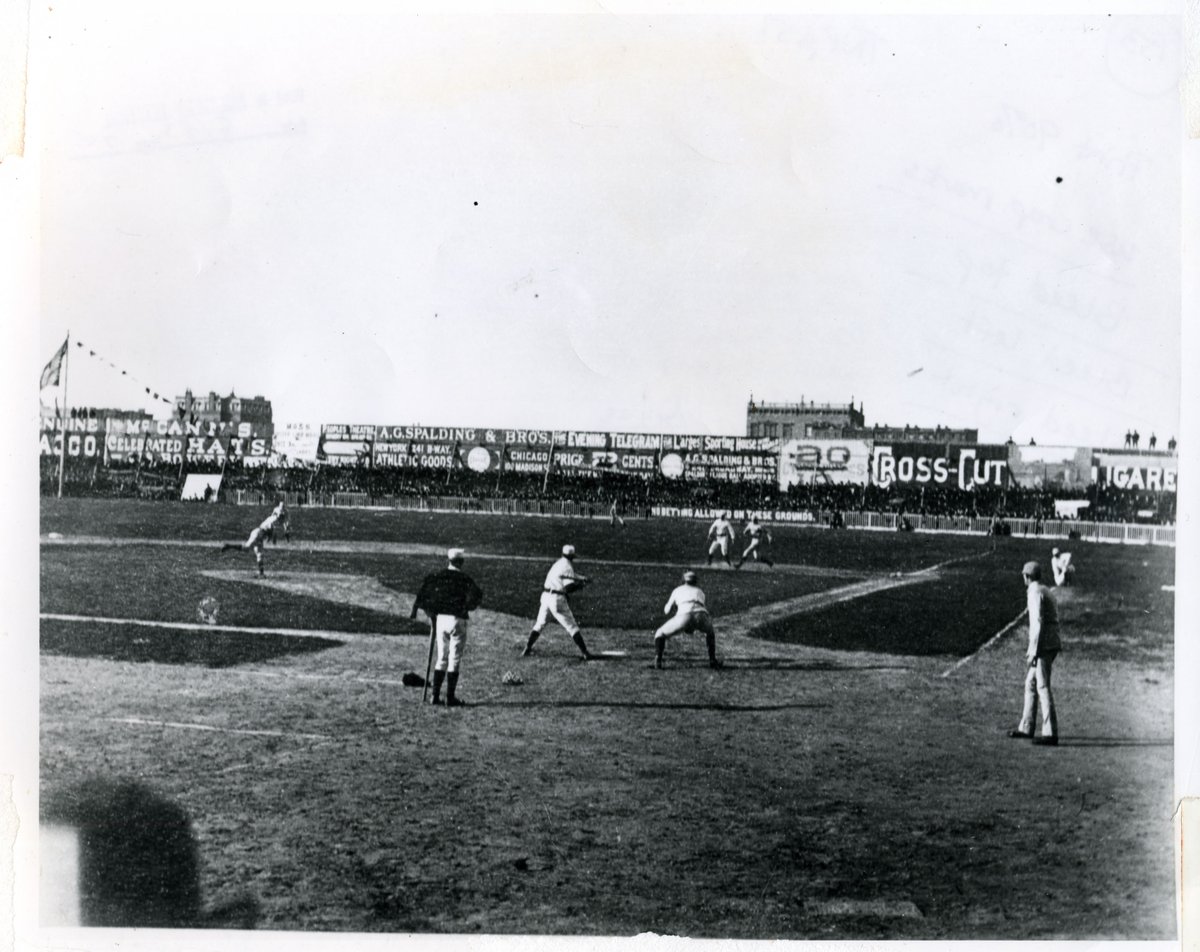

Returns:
245,502,288,550
707,517,735,561
225,502,289,574
1051,551,1074,586
738,519,774,566
655,583,715,639
532,556,588,636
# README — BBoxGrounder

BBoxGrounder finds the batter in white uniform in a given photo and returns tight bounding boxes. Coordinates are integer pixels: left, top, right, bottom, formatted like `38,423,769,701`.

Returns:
522,545,595,660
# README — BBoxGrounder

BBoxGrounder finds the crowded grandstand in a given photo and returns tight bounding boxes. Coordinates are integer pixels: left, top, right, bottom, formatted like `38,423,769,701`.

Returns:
39,409,1179,538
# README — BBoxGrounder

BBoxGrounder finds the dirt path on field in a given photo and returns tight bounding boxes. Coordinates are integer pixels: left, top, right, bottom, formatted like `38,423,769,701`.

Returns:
191,563,953,668
43,534,864,578
44,534,990,669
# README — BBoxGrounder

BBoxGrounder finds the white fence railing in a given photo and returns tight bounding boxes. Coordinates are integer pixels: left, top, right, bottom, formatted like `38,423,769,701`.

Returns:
230,491,1175,547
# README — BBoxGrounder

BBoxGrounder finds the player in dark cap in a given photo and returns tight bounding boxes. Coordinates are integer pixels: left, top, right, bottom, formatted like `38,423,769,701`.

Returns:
411,548,483,706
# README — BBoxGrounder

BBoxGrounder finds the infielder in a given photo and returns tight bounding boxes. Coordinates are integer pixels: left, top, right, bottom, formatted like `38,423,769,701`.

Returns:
522,545,595,660
1050,547,1074,587
735,515,774,569
706,511,736,568
221,500,289,576
1008,560,1062,746
654,570,721,669
411,548,484,707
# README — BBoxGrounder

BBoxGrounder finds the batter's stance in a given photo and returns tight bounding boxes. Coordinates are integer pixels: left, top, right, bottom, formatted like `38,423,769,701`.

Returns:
522,544,595,660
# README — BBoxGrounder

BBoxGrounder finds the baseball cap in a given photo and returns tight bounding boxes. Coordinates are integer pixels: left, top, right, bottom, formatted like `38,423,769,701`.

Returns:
1051,547,1060,555
447,548,465,562
562,544,576,557
1022,561,1041,580
683,570,699,583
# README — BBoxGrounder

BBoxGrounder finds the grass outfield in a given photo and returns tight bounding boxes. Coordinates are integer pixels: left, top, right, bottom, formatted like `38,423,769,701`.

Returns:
38,499,1176,938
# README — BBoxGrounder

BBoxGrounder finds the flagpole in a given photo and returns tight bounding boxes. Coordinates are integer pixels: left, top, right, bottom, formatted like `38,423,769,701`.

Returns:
542,440,555,494
57,331,70,498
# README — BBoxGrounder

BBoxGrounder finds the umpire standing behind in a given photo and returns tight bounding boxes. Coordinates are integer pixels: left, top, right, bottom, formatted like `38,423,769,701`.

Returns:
411,548,483,707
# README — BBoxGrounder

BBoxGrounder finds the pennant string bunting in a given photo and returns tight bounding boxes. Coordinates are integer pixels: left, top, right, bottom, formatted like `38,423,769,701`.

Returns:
68,338,176,408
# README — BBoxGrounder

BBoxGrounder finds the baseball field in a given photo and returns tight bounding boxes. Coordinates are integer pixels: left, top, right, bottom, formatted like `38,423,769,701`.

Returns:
38,498,1177,939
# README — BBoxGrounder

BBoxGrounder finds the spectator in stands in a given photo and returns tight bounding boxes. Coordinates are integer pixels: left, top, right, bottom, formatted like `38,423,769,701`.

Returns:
1149,433,1157,450
1132,430,1140,448
1168,436,1176,452
1124,430,1133,448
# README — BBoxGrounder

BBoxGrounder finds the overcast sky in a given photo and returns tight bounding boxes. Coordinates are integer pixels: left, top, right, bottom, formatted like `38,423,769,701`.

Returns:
38,7,1182,447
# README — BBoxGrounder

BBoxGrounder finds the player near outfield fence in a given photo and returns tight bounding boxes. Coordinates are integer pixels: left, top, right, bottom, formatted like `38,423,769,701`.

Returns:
706,512,736,568
736,514,774,569
221,500,289,577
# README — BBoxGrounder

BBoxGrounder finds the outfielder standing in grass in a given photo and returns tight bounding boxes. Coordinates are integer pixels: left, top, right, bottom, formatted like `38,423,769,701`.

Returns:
221,499,289,577
522,544,595,660
609,498,626,529
1008,560,1061,746
735,514,774,569
654,570,721,669
1051,547,1075,586
411,548,483,707
706,511,736,568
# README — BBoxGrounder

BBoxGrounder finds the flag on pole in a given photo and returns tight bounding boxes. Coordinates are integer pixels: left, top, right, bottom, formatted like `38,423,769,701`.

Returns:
41,339,68,389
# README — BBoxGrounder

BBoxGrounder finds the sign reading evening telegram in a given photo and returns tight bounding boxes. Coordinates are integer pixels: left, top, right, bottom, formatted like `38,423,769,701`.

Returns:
316,423,779,482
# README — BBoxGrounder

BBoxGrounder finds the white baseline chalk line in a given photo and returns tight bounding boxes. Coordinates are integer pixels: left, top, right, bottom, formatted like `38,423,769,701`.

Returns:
940,609,1028,678
103,716,331,741
228,669,413,688
39,613,398,641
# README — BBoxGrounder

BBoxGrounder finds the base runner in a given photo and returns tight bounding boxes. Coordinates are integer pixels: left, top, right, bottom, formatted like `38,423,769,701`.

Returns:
736,514,774,569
